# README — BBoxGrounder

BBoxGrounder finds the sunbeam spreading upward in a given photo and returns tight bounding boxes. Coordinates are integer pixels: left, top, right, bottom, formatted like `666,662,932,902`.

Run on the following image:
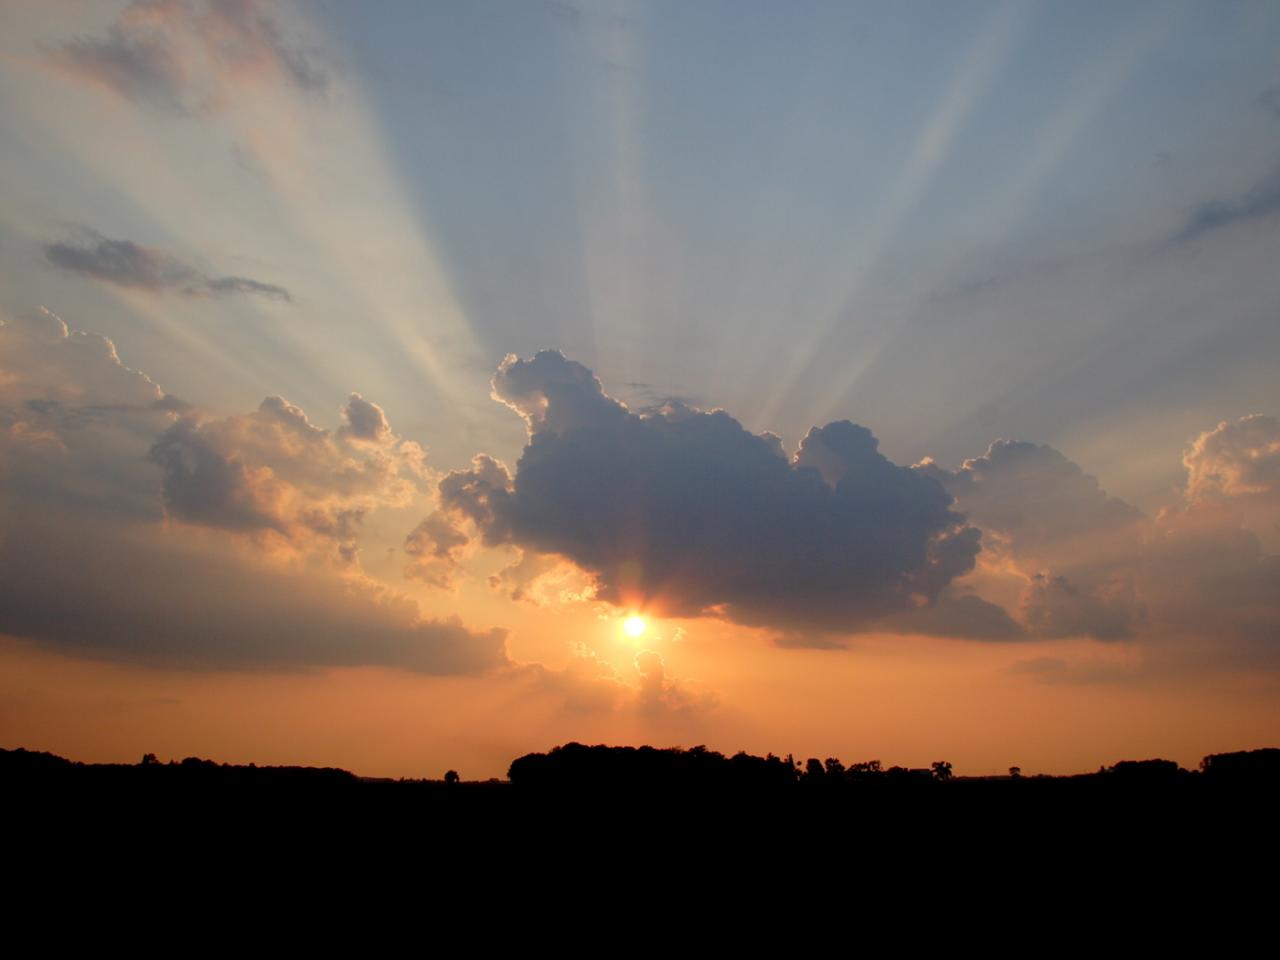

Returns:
0,0,1277,782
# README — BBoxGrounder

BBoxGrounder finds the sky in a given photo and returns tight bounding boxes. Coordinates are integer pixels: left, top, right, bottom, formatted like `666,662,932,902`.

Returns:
1,0,1278,778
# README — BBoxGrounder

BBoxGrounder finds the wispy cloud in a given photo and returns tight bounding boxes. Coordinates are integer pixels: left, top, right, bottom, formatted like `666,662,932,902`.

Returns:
48,0,329,115
1173,164,1280,245
45,229,291,302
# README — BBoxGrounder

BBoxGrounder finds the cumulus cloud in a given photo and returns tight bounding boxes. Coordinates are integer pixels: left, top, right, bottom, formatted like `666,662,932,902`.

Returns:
1185,414,1280,499
1182,414,1280,550
149,390,427,559
0,309,174,519
45,230,291,302
925,422,1280,661
48,0,329,114
1135,414,1280,663
421,351,980,640
408,350,1280,665
340,392,392,443
921,440,1147,640
0,308,505,674
920,440,1145,566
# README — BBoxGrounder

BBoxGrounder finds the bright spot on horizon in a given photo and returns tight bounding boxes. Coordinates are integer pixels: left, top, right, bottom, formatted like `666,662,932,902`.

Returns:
623,615,647,639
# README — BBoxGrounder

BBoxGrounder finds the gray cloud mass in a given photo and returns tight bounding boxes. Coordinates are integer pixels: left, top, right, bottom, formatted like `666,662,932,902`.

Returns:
422,351,981,640
0,309,505,674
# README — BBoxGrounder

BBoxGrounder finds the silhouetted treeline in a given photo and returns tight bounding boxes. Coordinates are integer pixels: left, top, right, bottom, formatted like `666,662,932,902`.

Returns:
1,747,359,790
5,743,1278,795
1200,747,1280,784
6,743,1278,878
505,742,1280,793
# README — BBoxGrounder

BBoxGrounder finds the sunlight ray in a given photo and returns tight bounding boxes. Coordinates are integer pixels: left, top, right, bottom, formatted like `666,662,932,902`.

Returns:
4,4,491,425
752,4,1025,431
806,4,1180,430
559,0,646,387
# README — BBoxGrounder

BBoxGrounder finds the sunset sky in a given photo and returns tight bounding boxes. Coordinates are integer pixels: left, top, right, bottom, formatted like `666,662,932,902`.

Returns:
2,0,1278,778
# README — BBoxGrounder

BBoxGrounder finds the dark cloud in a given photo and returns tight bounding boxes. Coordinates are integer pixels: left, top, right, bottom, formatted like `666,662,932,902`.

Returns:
428,351,980,638
45,230,291,302
0,308,504,675
45,235,194,289
0,508,507,674
149,414,289,535
340,392,392,442
49,0,329,114
619,381,702,414
200,275,292,301
1173,164,1280,245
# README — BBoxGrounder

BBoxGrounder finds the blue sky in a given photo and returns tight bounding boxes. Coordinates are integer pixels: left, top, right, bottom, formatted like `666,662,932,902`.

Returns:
313,0,1280,494
4,1,1278,490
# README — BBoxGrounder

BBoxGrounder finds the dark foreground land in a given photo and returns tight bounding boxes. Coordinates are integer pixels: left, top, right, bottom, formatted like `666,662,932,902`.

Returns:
6,741,1278,827
6,742,1278,902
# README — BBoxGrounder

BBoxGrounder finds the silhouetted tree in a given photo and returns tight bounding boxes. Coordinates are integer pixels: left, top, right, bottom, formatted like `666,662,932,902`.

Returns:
1200,748,1280,784
931,760,953,781
444,770,460,784
1107,758,1184,782
1009,766,1022,779
140,753,158,766
824,757,845,778
849,760,882,779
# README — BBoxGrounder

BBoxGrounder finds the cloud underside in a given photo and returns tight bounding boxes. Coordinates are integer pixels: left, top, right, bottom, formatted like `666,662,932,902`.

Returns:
0,510,504,673
45,232,291,302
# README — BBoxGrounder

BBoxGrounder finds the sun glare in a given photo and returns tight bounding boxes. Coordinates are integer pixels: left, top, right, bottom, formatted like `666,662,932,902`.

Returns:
623,615,646,639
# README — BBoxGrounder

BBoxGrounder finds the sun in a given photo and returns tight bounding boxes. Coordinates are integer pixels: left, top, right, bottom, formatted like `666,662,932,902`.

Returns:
623,615,646,639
